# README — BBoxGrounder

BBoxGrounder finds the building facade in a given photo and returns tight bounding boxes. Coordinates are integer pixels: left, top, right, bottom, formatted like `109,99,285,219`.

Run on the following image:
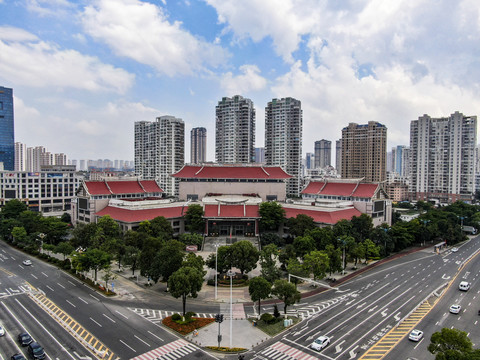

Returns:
15,142,26,171
341,122,387,182
255,147,265,164
0,165,80,216
215,95,255,164
265,97,302,197
410,111,477,203
0,86,14,170
190,127,206,164
314,139,331,169
135,116,185,197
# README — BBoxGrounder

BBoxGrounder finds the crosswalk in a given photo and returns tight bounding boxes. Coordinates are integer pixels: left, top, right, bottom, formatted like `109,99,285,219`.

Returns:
130,339,198,360
0,285,34,298
280,292,353,320
129,308,217,324
256,341,318,360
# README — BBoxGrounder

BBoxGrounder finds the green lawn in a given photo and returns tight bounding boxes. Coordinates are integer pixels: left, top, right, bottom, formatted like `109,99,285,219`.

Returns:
252,316,301,336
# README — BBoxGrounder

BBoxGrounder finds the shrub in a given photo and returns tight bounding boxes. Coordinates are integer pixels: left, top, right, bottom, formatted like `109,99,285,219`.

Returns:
260,313,275,324
185,311,196,320
171,313,182,321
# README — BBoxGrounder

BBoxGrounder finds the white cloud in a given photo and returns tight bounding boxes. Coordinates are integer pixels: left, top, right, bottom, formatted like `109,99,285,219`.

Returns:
220,65,267,95
81,0,229,76
25,0,75,17
0,26,134,93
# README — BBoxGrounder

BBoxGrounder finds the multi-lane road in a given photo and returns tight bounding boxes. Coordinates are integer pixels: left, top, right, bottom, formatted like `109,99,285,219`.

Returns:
1,236,479,360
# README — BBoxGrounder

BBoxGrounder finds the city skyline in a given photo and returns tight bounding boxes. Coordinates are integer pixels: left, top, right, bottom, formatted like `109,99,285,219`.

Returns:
1,1,480,161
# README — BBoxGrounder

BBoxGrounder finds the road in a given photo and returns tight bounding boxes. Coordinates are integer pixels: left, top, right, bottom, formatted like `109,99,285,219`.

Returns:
247,236,480,360
1,237,479,360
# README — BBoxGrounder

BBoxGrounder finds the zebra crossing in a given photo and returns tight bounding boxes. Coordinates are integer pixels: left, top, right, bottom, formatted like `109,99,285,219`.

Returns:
256,341,318,360
130,339,198,360
129,308,217,324
282,292,354,320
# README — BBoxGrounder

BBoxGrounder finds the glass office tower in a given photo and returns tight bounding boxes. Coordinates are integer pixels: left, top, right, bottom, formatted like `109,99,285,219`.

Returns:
0,87,14,170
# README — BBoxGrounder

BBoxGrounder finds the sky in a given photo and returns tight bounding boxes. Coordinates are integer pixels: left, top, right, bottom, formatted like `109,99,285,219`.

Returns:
1,0,480,163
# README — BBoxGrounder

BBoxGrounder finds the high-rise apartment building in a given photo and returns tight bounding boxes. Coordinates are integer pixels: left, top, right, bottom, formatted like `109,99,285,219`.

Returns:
15,142,26,171
305,152,314,169
410,111,477,203
336,139,342,171
215,95,255,164
314,139,331,169
135,115,185,196
0,86,14,170
265,97,302,196
341,121,387,182
190,127,206,164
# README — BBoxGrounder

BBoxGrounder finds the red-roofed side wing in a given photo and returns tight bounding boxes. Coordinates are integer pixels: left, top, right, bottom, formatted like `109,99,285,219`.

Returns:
301,181,324,194
84,181,111,195
107,181,144,195
319,183,357,196
172,165,203,178
172,165,291,179
283,206,361,225
96,206,184,223
203,204,260,218
353,184,379,198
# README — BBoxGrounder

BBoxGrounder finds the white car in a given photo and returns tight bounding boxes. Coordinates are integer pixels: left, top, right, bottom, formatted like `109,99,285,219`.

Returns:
310,335,330,351
0,325,5,336
459,281,470,291
408,329,423,341
451,247,458,252
22,260,32,266
450,304,461,314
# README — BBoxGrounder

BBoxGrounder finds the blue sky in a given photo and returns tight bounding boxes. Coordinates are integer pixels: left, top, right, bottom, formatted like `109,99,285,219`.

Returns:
1,0,480,163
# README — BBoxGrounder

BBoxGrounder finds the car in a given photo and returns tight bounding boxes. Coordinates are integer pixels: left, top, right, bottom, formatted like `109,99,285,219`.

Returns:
408,329,424,341
11,354,27,360
310,335,330,351
459,281,470,291
27,342,45,359
22,260,32,266
450,304,462,314
18,332,33,346
0,325,5,336
451,247,458,252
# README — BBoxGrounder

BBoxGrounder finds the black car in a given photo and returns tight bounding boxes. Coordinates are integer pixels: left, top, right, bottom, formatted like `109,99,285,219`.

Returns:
18,332,33,346
11,354,27,360
27,342,45,359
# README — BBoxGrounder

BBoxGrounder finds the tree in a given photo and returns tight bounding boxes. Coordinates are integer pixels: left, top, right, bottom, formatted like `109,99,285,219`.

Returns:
259,244,281,283
293,236,315,259
230,240,259,276
286,258,309,289
0,218,22,242
169,266,204,317
40,217,69,245
184,204,205,233
287,214,315,237
179,233,203,250
11,226,28,245
55,241,74,260
182,253,206,276
73,248,111,282
18,211,42,235
259,201,286,231
271,279,301,315
150,240,185,284
428,328,473,359
303,250,329,280
205,245,233,274
305,227,334,251
71,222,99,249
278,244,296,270
248,277,271,317
1,200,27,219
150,216,174,240
350,214,374,242
139,236,163,277
124,245,141,275
260,232,284,247
363,239,380,263
102,268,117,292
60,212,72,224
325,244,342,275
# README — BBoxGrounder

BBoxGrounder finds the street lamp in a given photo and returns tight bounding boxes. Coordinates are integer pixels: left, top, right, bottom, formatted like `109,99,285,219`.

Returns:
227,269,235,348
214,242,220,300
421,219,431,246
382,228,389,256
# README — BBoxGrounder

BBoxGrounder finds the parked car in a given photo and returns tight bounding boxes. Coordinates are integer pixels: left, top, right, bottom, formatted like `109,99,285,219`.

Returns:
11,354,27,360
450,304,461,314
22,260,32,266
310,335,330,351
451,247,458,252
27,342,45,359
408,329,424,341
0,325,5,336
18,332,33,346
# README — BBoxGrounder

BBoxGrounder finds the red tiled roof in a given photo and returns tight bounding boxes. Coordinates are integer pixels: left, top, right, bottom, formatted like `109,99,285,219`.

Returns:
84,180,163,195
84,181,111,195
140,180,163,193
173,165,291,179
301,181,324,194
283,206,362,225
353,184,378,198
204,204,260,218
320,183,357,196
95,206,184,222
